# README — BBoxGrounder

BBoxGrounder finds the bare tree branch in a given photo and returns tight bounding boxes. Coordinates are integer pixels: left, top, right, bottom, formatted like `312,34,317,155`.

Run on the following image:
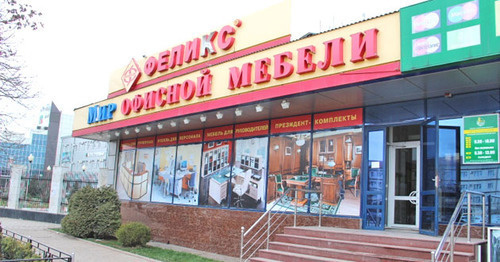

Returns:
0,0,42,144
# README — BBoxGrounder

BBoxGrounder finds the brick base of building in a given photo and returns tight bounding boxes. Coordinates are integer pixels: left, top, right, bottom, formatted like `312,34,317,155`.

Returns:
121,201,361,257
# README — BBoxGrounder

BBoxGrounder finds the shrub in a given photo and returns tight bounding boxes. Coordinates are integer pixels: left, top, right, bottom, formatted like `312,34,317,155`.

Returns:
116,222,151,247
1,237,40,260
61,186,121,239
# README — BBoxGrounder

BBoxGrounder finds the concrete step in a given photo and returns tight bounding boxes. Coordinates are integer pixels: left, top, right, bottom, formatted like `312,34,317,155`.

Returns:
258,249,352,262
249,257,282,262
283,227,478,254
274,234,475,261
269,241,429,262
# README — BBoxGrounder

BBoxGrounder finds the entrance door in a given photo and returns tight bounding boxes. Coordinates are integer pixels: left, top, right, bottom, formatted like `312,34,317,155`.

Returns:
388,142,420,229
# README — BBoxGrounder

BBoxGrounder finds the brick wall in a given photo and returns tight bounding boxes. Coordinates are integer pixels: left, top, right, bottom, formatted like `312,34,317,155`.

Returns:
121,201,361,257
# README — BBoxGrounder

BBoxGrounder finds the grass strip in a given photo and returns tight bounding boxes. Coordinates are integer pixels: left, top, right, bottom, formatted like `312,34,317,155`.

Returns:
50,228,218,262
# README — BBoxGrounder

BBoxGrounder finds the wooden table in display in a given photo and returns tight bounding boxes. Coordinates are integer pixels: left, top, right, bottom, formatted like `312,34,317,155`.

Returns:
285,177,309,207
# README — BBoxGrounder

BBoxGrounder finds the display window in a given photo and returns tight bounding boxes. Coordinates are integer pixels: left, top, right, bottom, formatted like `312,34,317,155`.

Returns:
311,128,362,216
151,146,177,203
116,139,137,200
230,137,268,209
267,132,311,211
173,143,202,205
131,137,155,201
199,140,233,207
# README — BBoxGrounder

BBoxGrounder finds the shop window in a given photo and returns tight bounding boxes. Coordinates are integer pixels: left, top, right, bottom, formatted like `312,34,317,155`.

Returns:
151,146,177,204
131,147,154,201
311,128,362,216
267,133,311,212
199,141,231,207
173,144,202,205
116,149,136,200
229,137,268,210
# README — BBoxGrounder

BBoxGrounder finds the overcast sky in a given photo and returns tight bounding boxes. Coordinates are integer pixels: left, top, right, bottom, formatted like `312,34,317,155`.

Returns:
13,0,424,134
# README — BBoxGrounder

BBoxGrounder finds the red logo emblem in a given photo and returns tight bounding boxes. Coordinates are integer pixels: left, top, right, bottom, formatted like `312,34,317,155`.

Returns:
121,59,141,92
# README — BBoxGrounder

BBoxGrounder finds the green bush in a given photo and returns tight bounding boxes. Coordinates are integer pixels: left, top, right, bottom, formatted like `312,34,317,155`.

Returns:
61,186,121,239
116,222,151,247
1,237,40,260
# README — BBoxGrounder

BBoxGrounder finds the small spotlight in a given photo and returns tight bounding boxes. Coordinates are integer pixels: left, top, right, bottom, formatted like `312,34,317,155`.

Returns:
183,118,190,124
157,123,164,129
146,125,152,131
216,111,223,119
281,99,290,109
235,108,242,116
124,129,130,135
114,131,120,137
200,115,207,122
255,104,263,112
134,127,140,133
170,121,177,127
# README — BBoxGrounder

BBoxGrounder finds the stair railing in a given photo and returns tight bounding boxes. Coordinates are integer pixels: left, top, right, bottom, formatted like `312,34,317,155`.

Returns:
239,187,323,262
431,191,486,262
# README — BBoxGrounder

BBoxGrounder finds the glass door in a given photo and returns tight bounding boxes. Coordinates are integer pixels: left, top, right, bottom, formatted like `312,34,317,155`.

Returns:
388,142,420,228
362,127,386,230
420,118,439,236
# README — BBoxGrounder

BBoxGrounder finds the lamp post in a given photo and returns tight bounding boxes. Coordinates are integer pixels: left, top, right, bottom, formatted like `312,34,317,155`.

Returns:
25,154,34,203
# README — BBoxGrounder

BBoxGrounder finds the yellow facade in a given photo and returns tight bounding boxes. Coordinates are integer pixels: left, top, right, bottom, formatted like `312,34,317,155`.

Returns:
74,9,400,134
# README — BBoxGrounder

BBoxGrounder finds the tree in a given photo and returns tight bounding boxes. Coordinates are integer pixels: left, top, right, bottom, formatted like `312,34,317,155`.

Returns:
61,186,122,239
0,0,43,143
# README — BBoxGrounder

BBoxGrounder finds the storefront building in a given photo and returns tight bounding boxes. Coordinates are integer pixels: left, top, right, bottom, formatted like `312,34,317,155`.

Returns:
72,0,499,256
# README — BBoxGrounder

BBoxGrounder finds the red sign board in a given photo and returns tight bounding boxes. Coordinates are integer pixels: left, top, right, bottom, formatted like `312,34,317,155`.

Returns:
137,136,156,148
235,120,269,138
178,130,203,144
204,125,234,141
120,139,136,151
156,133,178,147
271,115,312,134
314,108,363,130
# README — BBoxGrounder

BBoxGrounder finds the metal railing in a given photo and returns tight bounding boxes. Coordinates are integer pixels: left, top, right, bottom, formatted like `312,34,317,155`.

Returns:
239,188,323,262
1,226,73,261
431,191,486,262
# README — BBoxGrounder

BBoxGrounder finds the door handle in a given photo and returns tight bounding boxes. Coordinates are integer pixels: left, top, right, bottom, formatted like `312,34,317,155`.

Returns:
409,191,417,205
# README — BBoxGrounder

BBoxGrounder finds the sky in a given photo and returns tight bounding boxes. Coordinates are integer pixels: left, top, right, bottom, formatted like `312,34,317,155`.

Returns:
13,0,424,134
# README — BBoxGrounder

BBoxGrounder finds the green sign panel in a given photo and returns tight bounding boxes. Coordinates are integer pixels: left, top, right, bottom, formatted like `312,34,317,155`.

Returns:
463,114,499,164
400,0,500,72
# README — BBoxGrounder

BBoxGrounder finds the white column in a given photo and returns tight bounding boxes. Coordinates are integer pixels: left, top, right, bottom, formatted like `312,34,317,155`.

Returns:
48,166,68,213
7,165,24,209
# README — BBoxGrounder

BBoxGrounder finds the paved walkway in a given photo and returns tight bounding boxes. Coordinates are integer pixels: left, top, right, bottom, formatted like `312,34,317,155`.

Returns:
0,217,238,262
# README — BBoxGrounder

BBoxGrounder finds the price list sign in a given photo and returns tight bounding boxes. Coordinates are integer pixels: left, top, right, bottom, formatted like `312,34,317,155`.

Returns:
463,114,499,164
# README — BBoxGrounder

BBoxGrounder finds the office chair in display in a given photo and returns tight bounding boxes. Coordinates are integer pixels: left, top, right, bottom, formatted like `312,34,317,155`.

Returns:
345,168,360,197
233,171,250,208
187,172,197,202
275,174,284,199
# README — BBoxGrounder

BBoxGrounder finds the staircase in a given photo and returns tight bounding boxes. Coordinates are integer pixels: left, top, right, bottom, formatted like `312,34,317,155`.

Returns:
250,227,485,262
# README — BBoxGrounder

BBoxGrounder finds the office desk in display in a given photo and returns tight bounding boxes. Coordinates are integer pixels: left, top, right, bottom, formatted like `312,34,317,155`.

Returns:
285,176,309,206
209,170,230,204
